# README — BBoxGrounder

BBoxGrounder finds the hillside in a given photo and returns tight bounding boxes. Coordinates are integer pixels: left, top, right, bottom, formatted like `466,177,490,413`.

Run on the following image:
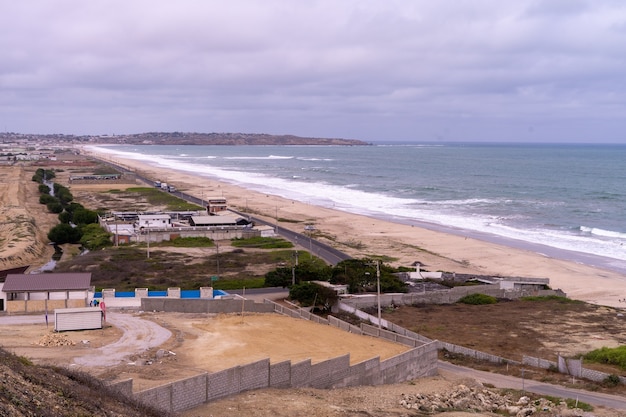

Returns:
0,348,165,417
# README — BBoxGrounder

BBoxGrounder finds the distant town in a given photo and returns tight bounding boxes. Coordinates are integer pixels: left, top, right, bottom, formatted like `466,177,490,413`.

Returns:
0,131,370,147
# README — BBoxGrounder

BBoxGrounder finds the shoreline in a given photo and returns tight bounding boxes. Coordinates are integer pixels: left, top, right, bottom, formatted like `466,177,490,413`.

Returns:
83,146,626,309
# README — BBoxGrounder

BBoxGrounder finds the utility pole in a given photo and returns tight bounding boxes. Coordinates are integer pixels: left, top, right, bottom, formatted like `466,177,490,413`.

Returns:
376,260,381,329
216,242,220,277
292,250,298,286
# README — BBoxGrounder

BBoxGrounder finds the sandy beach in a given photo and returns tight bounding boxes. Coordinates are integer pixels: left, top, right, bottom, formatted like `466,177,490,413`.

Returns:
83,147,626,309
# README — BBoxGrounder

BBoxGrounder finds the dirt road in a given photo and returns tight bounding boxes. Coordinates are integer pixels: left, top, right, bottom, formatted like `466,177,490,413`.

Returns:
72,312,172,367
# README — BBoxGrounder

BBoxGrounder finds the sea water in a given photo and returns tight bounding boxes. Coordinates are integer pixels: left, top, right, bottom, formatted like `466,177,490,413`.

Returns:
89,143,626,273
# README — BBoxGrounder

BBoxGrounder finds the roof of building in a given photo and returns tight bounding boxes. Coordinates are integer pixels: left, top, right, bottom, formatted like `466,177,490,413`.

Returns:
0,265,30,281
138,214,171,220
191,215,240,225
2,273,92,292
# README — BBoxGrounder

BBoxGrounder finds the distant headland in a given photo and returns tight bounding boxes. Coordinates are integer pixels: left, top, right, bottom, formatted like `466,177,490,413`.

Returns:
0,132,371,146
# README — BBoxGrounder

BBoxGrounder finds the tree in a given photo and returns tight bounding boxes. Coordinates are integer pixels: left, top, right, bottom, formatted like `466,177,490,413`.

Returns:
72,208,98,225
46,201,64,214
331,258,408,294
289,282,338,312
264,267,293,288
47,223,82,244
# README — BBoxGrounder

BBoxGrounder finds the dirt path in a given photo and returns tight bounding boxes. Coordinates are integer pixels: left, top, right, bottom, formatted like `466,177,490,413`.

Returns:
72,312,172,367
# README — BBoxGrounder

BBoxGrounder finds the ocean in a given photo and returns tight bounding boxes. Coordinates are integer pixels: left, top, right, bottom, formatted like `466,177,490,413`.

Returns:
89,143,626,274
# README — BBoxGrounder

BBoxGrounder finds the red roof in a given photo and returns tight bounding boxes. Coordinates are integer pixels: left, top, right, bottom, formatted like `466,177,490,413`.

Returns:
2,273,92,292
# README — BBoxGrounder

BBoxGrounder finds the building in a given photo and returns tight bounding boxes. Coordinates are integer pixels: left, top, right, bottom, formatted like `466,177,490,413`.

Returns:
1,272,92,313
137,214,172,228
206,197,227,214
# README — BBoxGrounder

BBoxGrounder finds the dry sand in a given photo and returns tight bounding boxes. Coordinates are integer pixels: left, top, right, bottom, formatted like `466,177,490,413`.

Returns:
84,147,626,309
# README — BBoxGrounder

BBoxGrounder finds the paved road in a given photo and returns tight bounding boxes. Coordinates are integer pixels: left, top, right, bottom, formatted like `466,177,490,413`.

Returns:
439,361,626,411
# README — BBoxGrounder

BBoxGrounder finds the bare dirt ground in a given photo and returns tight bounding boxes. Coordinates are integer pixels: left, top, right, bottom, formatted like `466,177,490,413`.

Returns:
0,165,57,271
0,312,409,392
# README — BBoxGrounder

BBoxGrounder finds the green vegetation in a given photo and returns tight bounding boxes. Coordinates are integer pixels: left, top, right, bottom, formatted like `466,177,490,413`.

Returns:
34,167,108,247
231,236,294,249
47,223,82,244
154,236,215,247
541,395,593,412
521,295,580,303
330,258,408,294
122,187,202,210
80,224,113,251
31,168,55,183
604,374,622,387
264,256,331,287
584,346,626,370
457,293,498,305
289,282,338,312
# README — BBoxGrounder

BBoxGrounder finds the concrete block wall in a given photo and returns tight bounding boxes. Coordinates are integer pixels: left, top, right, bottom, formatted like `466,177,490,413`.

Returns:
523,355,626,384
207,367,240,402
309,354,350,389
135,383,172,412
269,360,292,388
171,373,208,412
240,359,270,392
342,286,567,311
291,359,312,388
141,298,275,314
328,315,362,334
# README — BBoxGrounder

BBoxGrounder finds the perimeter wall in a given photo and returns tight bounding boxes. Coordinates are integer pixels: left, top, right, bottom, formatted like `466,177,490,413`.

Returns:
114,300,438,414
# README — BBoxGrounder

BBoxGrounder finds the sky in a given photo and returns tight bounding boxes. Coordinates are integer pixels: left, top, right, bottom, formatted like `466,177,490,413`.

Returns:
2,1,626,143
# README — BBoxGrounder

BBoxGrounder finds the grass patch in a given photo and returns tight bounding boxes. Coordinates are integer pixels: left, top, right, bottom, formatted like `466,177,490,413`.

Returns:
457,293,498,305
111,187,203,210
231,236,293,249
212,277,266,290
584,346,626,370
154,237,215,247
521,295,581,303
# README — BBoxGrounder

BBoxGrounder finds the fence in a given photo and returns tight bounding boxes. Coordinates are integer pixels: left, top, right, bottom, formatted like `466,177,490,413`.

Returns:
111,299,439,414
523,355,626,385
339,299,626,385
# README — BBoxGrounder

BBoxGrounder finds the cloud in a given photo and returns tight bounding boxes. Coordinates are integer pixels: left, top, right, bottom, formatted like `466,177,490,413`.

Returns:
1,0,626,142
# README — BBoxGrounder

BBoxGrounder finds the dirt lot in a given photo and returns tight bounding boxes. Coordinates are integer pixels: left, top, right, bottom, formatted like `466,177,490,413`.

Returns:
0,312,410,392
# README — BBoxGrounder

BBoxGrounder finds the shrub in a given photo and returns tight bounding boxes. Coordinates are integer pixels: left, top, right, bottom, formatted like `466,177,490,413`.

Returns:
79,224,113,250
39,194,57,205
457,293,498,305
46,201,64,214
604,374,621,387
584,346,626,370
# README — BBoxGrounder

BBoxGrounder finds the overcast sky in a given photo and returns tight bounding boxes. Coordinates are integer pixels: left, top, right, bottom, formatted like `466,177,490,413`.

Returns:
2,1,626,143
